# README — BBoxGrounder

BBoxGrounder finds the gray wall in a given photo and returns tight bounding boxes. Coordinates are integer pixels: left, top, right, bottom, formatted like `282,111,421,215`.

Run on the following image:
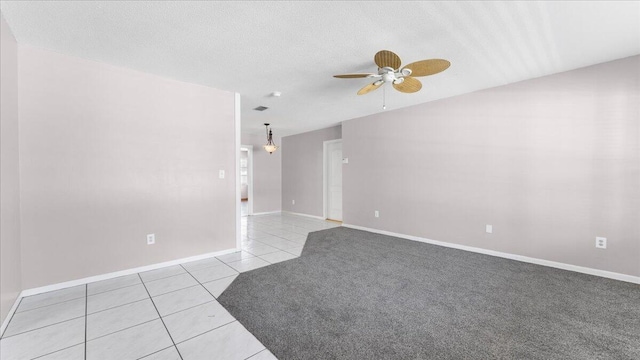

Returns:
282,125,342,217
1,13,22,323
343,56,639,277
18,46,238,289
241,133,282,214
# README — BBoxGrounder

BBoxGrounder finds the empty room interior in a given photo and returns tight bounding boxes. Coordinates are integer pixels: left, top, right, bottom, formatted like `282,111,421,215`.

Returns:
1,1,639,360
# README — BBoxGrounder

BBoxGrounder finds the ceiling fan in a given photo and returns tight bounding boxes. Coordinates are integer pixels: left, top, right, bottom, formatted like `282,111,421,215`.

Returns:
334,50,450,95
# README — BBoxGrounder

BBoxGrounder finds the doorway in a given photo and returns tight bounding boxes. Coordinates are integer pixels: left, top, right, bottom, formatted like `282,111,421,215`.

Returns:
323,139,343,221
240,145,253,216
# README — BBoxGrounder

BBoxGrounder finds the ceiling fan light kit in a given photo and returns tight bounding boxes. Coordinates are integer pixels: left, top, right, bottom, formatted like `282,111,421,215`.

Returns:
334,50,450,96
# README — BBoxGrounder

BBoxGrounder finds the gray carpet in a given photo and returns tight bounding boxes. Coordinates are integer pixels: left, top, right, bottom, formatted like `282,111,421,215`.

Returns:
218,227,640,359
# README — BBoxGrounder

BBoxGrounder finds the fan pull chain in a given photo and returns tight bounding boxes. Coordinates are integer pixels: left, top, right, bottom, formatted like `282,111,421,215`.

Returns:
382,84,386,110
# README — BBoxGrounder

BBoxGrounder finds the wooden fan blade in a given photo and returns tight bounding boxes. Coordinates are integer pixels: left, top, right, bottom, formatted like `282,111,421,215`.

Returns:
357,82,382,95
374,50,401,69
402,59,450,77
333,73,377,78
393,77,422,93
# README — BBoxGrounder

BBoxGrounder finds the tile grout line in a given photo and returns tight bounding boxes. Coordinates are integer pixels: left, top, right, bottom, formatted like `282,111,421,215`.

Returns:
242,248,281,258
13,294,85,315
141,270,192,284
187,260,239,276
183,261,235,273
257,256,273,265
135,345,174,360
225,257,273,270
86,297,149,316
30,342,85,360
142,283,204,300
88,281,142,297
177,260,245,345
245,348,269,360
178,264,222,301
84,284,88,360
86,318,157,343
137,273,185,360
161,300,216,318
0,315,86,339
172,319,237,346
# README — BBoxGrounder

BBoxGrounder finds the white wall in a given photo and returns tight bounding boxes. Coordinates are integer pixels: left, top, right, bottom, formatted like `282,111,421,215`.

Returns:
18,46,238,289
0,13,22,323
342,56,640,277
241,133,282,214
281,125,342,217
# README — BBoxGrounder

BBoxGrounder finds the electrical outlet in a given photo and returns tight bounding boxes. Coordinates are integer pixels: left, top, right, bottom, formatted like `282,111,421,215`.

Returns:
147,234,155,245
292,200,295,205
219,170,225,179
595,237,607,249
374,210,379,218
486,224,493,234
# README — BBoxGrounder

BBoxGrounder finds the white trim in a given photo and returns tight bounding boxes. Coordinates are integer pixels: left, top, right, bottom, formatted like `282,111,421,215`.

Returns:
250,211,282,216
282,211,326,220
322,141,327,219
323,139,342,220
342,224,640,284
19,247,239,299
235,93,242,251
0,292,23,337
240,144,254,216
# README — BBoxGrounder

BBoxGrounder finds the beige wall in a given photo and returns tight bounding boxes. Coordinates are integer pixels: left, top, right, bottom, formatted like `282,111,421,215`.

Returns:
241,133,282,214
343,56,640,277
282,126,342,217
18,46,238,289
0,13,22,323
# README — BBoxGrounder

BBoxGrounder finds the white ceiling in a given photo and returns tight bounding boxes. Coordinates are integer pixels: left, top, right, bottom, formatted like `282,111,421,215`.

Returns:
1,1,639,137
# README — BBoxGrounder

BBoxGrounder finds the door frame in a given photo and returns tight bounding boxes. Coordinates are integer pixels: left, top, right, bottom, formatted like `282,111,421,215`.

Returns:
240,145,254,216
323,139,343,220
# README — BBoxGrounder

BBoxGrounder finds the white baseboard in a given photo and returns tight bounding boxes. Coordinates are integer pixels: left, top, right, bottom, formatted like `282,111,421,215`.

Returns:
250,211,281,216
20,247,239,298
342,224,640,285
282,211,326,220
1,291,24,337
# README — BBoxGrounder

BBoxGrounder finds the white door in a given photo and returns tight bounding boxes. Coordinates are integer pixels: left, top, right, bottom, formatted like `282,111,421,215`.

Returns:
326,141,343,221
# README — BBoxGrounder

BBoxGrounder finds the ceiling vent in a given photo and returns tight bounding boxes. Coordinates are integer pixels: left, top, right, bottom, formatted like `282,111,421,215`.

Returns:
254,106,269,111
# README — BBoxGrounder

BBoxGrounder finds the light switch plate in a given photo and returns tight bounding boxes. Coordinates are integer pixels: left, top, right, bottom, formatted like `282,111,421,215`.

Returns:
342,158,349,164
486,224,493,234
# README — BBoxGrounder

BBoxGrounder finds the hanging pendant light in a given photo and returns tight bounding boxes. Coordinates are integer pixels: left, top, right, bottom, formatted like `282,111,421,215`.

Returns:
263,123,279,154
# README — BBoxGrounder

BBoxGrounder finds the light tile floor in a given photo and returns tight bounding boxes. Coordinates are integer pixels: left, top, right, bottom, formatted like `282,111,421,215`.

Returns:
0,213,340,360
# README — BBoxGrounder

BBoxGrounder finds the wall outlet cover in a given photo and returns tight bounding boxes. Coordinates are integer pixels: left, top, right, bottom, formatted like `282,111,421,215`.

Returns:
486,224,493,234
595,237,607,249
147,234,155,245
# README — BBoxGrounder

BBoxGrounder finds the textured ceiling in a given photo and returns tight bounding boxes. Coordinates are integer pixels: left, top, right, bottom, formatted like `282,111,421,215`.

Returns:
1,1,639,136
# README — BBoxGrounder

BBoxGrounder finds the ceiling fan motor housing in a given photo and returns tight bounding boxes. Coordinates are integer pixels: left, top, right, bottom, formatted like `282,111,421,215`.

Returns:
382,72,395,83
